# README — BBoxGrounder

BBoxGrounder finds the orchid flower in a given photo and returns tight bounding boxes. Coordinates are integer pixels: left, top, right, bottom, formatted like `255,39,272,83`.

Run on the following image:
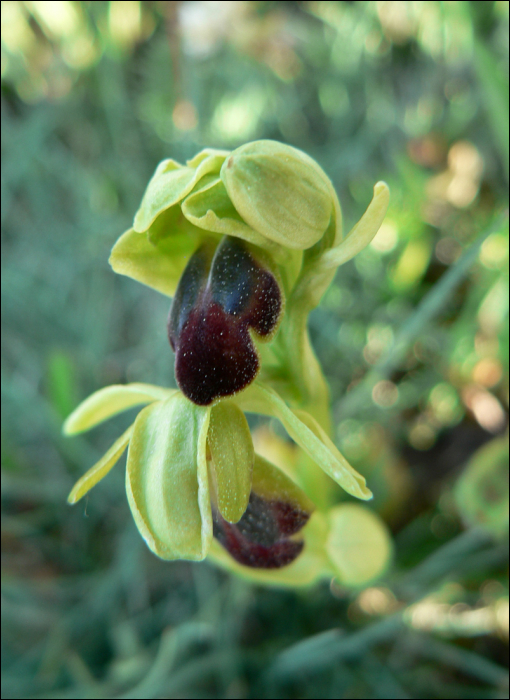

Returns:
66,140,391,586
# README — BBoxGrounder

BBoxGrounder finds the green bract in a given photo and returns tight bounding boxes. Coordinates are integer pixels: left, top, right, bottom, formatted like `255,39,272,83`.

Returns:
66,140,392,585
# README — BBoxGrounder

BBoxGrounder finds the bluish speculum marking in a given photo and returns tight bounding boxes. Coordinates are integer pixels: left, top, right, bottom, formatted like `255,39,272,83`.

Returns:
212,492,310,569
168,237,282,405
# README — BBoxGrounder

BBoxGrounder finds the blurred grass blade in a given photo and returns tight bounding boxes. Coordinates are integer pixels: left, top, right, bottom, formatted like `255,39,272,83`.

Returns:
269,613,404,679
473,38,510,182
337,211,509,419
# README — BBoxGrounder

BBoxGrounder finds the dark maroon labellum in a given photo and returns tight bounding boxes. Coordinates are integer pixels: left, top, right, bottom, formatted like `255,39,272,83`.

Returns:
212,493,310,569
168,237,282,405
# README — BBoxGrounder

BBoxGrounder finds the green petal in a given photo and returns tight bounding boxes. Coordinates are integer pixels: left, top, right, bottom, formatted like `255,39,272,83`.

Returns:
126,395,212,561
186,148,230,168
208,511,330,587
326,504,392,586
234,383,372,500
109,228,198,297
64,383,173,435
221,140,333,250
134,153,228,232
208,401,254,523
145,200,206,247
181,176,286,261
67,424,133,504
321,182,390,269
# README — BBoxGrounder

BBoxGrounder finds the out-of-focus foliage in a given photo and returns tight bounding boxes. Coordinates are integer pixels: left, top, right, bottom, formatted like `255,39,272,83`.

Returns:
1,2,508,699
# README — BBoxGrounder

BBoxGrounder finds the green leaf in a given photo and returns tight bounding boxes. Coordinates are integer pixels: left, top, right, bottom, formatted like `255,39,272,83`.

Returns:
208,401,254,523
325,504,392,586
454,435,509,538
126,395,212,561
64,383,173,435
47,349,77,419
67,424,133,504
335,213,508,421
321,181,390,269
234,383,372,500
181,176,286,261
134,153,228,232
109,228,197,297
221,140,333,250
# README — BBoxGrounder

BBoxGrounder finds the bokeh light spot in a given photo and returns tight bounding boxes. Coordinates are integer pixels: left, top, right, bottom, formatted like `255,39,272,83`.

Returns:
172,100,198,131
372,380,399,408
370,221,398,253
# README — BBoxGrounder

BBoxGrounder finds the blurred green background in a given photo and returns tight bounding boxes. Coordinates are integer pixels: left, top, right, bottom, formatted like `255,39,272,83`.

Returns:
1,1,509,698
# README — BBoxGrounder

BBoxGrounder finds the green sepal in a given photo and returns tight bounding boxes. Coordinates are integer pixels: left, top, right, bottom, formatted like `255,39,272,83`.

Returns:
208,401,254,524
134,152,228,233
63,383,173,435
126,395,212,561
67,424,133,504
109,228,199,298
325,504,392,587
221,140,333,250
234,382,372,500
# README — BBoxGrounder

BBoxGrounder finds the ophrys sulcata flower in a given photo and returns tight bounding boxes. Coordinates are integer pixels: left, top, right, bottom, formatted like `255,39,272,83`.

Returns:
66,140,392,584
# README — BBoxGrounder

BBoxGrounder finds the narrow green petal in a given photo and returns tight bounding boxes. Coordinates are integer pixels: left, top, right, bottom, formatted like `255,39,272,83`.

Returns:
326,504,392,586
63,383,174,435
321,182,390,269
109,228,197,297
208,402,253,523
182,176,286,261
67,424,133,504
234,383,372,500
126,395,212,561
134,153,228,232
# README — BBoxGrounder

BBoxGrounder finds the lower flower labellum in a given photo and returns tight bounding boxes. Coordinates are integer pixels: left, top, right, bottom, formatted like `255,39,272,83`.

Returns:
212,454,313,569
168,237,283,405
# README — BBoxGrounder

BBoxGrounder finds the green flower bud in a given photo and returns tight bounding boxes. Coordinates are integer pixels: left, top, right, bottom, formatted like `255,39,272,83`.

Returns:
221,140,333,250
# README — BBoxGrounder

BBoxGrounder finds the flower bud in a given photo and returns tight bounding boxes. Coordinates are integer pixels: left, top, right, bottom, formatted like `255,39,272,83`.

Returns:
221,140,333,250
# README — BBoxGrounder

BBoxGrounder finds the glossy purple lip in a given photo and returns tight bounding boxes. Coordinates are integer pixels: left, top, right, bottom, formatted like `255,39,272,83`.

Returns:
168,237,282,405
212,492,310,569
